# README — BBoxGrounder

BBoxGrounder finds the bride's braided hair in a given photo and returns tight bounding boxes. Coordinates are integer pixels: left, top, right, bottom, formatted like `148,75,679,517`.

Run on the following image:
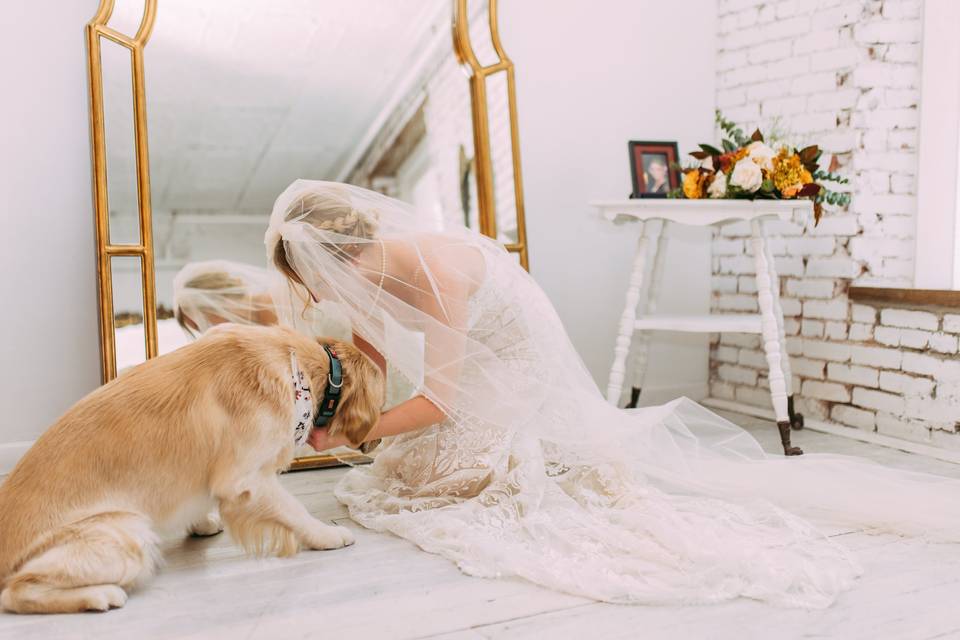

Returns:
272,188,379,292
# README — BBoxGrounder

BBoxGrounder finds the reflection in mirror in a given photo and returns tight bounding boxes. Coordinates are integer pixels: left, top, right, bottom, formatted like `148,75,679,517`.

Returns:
464,0,501,68
103,0,522,369
112,256,148,371
101,38,140,245
485,71,518,245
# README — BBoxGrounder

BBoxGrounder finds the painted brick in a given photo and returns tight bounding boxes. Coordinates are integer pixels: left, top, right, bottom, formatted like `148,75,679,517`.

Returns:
824,321,848,341
930,333,960,355
736,385,775,408
880,308,938,331
851,304,877,324
801,319,825,338
712,275,738,293
710,381,736,400
873,325,901,346
803,297,849,320
848,323,873,342
785,278,835,299
717,364,759,386
805,257,862,278
792,357,826,379
721,333,762,349
878,371,934,397
796,396,830,421
942,314,960,334
828,362,879,388
713,238,745,256
802,380,851,402
852,387,905,414
831,405,876,431
714,345,740,364
717,294,758,312
803,339,851,362
738,348,769,369
850,345,902,369
901,353,960,381
780,297,802,316
898,328,931,349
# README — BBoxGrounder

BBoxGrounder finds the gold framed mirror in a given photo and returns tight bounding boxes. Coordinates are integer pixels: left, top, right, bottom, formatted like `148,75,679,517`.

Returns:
85,0,528,469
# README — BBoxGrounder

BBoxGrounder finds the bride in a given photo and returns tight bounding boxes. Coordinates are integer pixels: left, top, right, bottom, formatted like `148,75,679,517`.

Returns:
263,179,960,608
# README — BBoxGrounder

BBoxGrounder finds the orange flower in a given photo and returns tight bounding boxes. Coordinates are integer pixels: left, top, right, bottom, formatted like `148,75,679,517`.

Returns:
771,150,812,198
682,170,702,198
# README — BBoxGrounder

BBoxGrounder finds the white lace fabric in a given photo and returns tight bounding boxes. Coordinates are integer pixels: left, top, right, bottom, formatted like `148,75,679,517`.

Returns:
264,180,960,608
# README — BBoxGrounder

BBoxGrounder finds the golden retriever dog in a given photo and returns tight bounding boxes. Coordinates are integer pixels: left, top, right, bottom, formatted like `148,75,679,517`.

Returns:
0,324,383,614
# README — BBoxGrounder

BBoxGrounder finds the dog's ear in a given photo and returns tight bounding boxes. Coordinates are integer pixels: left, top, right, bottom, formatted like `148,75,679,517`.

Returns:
324,340,384,448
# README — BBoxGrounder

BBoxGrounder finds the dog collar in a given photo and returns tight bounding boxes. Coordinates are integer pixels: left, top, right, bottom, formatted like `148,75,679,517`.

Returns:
314,345,343,428
289,346,344,446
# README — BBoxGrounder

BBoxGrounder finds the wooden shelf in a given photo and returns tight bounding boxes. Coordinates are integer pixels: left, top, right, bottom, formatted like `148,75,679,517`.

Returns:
590,198,812,226
634,314,762,334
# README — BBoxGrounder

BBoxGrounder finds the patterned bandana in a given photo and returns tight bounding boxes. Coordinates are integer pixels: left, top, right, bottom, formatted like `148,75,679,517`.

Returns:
290,352,313,446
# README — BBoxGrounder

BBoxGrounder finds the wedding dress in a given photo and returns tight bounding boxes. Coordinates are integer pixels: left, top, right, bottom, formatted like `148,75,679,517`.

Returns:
263,180,960,608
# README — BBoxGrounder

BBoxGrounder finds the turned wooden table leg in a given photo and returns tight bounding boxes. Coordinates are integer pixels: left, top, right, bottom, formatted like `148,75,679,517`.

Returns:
760,224,803,431
751,219,802,456
607,222,649,405
625,221,667,408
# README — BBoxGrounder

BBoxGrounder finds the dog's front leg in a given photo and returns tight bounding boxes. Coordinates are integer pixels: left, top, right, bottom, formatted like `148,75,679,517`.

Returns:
216,474,353,556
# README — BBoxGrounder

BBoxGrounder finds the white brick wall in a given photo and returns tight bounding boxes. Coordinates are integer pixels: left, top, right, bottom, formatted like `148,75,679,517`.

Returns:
709,0,960,451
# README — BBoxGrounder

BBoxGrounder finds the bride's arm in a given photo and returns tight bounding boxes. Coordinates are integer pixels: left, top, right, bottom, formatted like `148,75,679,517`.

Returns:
308,256,472,451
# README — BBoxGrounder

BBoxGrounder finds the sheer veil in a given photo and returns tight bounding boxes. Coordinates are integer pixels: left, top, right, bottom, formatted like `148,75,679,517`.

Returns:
264,179,960,607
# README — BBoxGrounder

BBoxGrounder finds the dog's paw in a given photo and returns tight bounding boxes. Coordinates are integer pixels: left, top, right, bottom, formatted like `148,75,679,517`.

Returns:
304,524,355,550
189,512,224,537
83,585,128,612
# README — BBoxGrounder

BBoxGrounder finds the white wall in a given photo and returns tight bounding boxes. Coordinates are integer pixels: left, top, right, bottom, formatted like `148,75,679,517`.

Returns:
501,1,718,403
0,1,101,471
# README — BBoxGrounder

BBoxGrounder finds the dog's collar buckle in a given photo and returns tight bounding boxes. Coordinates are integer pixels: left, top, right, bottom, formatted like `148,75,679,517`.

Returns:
314,345,343,428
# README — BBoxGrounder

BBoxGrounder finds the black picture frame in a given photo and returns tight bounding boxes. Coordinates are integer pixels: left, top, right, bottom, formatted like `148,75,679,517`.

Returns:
628,140,680,199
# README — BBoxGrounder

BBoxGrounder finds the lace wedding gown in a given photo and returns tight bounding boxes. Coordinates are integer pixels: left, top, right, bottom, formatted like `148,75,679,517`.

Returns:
266,180,960,609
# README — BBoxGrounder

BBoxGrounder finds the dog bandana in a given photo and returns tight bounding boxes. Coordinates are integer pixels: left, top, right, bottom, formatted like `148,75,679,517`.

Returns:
290,352,313,446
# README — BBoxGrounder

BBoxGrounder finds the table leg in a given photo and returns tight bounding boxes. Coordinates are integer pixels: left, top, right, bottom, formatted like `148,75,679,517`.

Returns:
626,221,667,408
607,222,649,405
760,223,803,431
751,219,802,456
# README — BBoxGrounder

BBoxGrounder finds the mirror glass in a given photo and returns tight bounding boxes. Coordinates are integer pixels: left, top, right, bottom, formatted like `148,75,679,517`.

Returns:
101,36,141,246
485,71,519,245
111,256,147,371
103,0,516,370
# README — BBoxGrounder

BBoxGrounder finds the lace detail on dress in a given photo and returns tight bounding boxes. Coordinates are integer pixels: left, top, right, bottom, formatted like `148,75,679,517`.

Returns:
335,260,865,608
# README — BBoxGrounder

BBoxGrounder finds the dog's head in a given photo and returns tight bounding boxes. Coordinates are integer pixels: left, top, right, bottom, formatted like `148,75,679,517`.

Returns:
319,339,385,448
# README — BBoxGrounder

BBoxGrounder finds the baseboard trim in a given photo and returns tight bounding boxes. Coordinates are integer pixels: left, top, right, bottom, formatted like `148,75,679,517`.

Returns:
0,441,32,475
702,397,960,465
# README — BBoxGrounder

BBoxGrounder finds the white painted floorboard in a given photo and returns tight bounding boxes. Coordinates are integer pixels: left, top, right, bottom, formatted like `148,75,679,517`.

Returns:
3,411,960,640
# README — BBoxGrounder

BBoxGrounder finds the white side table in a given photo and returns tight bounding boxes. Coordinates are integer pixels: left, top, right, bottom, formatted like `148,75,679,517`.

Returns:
591,198,812,456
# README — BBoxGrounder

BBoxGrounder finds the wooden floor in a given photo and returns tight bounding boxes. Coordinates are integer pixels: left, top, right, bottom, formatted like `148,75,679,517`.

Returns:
3,411,960,640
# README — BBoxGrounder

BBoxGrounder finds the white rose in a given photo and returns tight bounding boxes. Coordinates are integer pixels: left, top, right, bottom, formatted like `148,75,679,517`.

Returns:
708,171,728,198
729,158,763,193
746,141,775,172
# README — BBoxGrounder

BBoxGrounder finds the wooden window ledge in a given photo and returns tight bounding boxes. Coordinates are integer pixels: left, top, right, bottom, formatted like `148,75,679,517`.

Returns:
849,286,960,309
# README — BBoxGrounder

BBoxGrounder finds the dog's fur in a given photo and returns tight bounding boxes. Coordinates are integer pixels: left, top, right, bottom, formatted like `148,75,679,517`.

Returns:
0,325,383,614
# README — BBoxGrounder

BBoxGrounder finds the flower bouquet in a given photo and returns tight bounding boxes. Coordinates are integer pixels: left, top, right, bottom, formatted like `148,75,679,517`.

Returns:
670,111,850,223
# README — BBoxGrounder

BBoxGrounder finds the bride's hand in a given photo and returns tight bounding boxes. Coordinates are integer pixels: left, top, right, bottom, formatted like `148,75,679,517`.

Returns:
307,427,348,452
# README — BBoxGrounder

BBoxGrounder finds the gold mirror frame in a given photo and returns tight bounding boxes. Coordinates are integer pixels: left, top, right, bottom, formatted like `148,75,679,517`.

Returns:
453,0,529,270
85,0,528,469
